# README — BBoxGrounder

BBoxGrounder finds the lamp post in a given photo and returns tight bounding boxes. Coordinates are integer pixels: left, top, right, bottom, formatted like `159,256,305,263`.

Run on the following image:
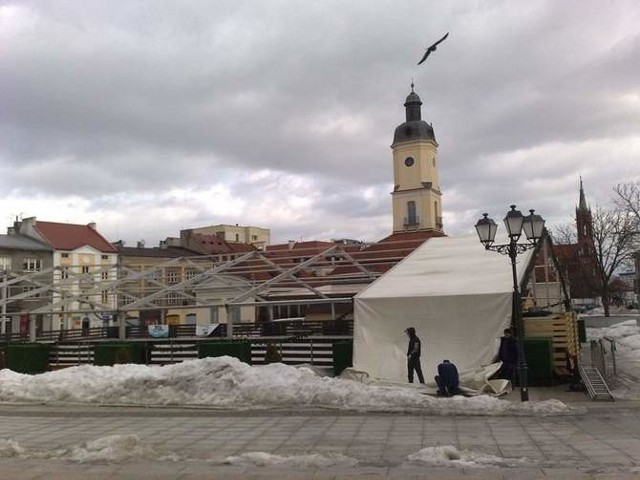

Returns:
475,205,546,402
1,269,8,335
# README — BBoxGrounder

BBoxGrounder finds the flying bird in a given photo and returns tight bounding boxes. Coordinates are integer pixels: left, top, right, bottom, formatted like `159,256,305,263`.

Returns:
417,32,449,65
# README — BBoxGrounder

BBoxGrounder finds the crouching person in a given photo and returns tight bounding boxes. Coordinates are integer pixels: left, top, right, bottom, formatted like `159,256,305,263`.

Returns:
435,359,460,396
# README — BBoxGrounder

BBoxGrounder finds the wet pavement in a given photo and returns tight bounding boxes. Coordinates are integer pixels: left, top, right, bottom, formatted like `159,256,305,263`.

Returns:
2,396,640,479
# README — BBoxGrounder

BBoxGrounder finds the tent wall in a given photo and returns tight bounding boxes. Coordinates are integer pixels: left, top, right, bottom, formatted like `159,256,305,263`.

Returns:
352,236,536,383
353,292,512,382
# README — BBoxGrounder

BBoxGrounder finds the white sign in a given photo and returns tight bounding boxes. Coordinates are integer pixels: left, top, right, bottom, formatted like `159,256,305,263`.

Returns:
148,324,169,338
195,323,220,337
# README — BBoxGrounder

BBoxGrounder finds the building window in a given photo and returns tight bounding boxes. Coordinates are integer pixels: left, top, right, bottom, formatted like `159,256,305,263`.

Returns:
407,201,417,225
0,256,10,271
101,271,109,280
166,268,180,284
101,290,109,304
235,233,240,242
146,269,160,282
185,268,198,280
252,235,258,241
23,258,42,272
61,253,69,258
61,267,69,279
166,291,181,306
81,266,90,274
101,255,108,260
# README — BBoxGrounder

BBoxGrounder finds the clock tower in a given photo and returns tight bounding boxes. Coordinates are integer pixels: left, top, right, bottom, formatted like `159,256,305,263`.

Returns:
391,84,443,233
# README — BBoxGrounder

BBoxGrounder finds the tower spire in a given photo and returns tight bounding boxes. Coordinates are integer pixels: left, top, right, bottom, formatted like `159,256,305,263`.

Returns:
578,176,588,211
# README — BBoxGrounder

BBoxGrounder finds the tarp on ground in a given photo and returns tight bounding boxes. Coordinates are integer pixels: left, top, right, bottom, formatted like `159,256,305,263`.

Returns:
353,236,533,383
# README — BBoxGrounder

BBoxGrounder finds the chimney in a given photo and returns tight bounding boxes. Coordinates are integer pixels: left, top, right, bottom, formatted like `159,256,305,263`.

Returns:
88,222,97,230
137,240,145,248
288,240,295,250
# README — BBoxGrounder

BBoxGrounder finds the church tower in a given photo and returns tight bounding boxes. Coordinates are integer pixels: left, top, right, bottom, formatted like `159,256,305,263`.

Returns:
391,84,443,233
576,177,593,243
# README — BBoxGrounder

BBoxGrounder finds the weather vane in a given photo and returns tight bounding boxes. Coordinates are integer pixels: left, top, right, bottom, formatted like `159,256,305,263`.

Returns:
417,32,449,65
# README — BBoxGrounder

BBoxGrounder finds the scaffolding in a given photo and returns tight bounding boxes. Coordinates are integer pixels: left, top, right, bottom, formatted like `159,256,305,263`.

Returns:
1,240,419,341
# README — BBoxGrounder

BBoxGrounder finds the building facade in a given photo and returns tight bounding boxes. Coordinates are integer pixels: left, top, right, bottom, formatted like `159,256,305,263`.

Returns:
0,233,53,334
189,224,270,250
13,217,118,330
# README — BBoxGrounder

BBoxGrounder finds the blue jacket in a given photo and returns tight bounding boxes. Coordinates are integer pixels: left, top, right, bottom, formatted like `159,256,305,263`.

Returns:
437,361,459,390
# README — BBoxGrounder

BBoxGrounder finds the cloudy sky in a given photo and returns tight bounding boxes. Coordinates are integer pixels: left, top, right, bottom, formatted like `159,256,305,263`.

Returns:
2,0,639,246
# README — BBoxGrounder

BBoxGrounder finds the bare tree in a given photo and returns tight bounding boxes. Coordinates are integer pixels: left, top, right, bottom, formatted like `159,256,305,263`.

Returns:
549,222,577,244
615,181,640,309
590,206,639,316
614,180,640,223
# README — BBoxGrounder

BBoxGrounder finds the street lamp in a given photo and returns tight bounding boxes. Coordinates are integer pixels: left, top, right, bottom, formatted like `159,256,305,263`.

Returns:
475,205,546,402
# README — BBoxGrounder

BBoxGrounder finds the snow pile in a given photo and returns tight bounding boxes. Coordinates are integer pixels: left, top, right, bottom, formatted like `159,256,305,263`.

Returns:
588,319,640,399
0,357,577,415
588,319,640,347
0,435,179,463
407,445,523,467
222,451,358,468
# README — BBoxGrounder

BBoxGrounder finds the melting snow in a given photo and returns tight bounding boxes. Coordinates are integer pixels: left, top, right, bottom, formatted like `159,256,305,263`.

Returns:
222,451,358,468
0,435,178,463
0,439,25,458
0,356,575,415
407,445,523,467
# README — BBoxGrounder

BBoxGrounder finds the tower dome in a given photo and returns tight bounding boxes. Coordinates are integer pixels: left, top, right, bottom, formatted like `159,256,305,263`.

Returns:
392,84,436,145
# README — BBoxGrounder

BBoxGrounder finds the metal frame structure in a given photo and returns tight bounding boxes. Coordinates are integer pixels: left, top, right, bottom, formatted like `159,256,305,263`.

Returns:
1,241,418,339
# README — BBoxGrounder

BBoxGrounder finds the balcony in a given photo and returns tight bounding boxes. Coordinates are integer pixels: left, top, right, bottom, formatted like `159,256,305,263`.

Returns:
404,216,420,227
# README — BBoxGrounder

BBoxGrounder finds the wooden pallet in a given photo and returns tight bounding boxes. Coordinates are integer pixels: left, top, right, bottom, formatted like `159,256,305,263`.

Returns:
524,312,579,368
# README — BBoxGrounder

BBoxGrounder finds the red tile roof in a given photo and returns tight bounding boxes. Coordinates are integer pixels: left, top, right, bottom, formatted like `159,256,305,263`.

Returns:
117,246,198,258
229,242,258,253
190,233,232,254
35,221,117,253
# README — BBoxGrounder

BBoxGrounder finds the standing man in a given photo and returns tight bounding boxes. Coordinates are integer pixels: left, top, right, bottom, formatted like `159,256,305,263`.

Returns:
498,328,518,384
405,327,425,384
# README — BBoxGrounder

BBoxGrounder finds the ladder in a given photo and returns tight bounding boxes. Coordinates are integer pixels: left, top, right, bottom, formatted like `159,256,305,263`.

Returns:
579,365,614,401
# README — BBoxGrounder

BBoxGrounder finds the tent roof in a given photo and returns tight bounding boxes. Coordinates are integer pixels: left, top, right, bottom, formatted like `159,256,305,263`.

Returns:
356,236,533,299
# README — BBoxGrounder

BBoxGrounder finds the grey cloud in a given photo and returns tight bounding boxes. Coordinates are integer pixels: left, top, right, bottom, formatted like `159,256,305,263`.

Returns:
1,0,639,244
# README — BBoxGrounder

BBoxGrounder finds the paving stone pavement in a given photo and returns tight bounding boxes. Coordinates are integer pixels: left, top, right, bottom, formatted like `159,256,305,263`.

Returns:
3,402,640,479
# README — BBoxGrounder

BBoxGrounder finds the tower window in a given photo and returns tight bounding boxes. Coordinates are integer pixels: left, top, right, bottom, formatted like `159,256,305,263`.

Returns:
407,201,417,225
404,157,415,167
433,158,436,167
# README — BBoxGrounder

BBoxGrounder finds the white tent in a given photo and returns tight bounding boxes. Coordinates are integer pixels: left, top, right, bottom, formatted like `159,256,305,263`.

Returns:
353,236,533,383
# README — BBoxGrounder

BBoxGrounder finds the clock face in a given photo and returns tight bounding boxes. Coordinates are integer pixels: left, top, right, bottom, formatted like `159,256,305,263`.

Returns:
404,157,415,167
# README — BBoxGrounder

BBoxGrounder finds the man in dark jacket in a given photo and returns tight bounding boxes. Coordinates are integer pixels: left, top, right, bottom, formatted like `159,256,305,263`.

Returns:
405,327,425,383
498,328,518,383
435,359,460,396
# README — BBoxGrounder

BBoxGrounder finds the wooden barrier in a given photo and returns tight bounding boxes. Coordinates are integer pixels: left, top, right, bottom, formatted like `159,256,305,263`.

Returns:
524,312,579,368
49,343,94,369
251,339,334,368
45,336,347,370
